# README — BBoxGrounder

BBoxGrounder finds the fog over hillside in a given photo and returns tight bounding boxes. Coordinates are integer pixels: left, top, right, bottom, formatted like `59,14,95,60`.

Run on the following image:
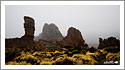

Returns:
5,5,120,47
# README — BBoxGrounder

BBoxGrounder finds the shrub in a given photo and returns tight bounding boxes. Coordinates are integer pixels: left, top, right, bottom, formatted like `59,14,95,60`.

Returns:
59,54,67,57
48,48,55,52
6,61,31,65
88,47,97,53
82,55,97,65
33,51,41,56
81,50,87,55
6,61,19,65
19,61,31,65
86,51,100,60
96,49,108,57
72,54,84,59
46,53,52,58
67,52,73,57
72,50,80,54
72,54,97,65
40,61,52,65
53,50,64,56
52,57,77,65
90,49,108,62
106,52,120,65
14,52,40,65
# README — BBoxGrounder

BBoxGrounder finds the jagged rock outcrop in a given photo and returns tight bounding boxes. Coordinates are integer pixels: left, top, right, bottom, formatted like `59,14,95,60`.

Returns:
21,16,35,40
34,23,63,42
63,27,85,47
6,16,36,49
98,37,120,52
5,16,43,62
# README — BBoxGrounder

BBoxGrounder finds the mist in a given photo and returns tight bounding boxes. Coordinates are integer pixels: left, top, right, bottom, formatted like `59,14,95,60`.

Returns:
5,5,120,47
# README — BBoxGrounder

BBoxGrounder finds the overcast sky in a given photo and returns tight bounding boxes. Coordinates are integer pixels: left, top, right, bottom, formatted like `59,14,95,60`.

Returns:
5,5,120,47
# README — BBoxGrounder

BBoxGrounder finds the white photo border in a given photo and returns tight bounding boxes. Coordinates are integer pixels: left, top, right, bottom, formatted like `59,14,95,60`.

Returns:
1,1,124,69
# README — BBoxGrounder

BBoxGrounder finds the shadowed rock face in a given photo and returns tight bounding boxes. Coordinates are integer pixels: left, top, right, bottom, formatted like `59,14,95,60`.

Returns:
98,37,120,49
63,27,85,47
35,23,63,42
21,16,35,40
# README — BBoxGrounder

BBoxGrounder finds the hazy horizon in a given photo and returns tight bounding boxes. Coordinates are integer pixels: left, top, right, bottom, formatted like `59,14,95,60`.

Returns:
5,5,120,47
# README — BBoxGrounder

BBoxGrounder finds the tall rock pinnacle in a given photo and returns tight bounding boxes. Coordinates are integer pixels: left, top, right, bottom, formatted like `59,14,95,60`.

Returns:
21,16,35,40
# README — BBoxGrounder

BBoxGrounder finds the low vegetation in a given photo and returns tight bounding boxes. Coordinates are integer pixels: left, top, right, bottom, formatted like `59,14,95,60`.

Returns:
6,46,120,65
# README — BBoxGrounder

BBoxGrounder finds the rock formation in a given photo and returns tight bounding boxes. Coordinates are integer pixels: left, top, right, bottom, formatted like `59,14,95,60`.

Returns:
6,16,36,49
98,37,120,49
34,23,63,42
21,16,35,40
63,27,85,47
5,16,42,62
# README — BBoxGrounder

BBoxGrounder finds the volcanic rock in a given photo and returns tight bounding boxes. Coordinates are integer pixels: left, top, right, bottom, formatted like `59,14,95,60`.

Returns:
5,16,43,62
34,23,63,42
98,37,120,52
63,27,85,47
6,16,36,49
21,16,35,40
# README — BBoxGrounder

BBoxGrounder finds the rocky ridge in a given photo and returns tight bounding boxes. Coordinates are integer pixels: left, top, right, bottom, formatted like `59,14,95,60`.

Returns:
98,37,120,53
